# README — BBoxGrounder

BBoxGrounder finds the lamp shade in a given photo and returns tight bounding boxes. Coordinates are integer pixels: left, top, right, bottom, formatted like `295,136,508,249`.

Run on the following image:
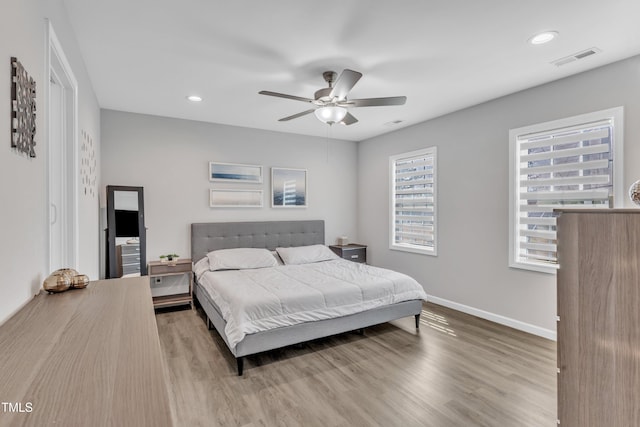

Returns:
314,106,347,124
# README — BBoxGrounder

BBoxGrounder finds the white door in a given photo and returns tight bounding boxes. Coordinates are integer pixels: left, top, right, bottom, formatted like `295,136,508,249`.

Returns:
48,22,78,272
49,75,65,271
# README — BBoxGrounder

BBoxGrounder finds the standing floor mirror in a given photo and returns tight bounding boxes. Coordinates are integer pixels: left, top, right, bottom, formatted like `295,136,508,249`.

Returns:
106,185,147,278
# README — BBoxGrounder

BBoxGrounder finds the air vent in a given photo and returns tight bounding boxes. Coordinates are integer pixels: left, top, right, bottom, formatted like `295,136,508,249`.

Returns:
551,47,601,67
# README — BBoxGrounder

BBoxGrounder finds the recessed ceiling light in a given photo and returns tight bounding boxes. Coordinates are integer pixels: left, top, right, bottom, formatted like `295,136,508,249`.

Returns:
529,31,559,45
186,95,202,102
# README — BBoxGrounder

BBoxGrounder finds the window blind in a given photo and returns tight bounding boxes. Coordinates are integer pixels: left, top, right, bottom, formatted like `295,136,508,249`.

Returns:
514,120,614,267
390,147,437,255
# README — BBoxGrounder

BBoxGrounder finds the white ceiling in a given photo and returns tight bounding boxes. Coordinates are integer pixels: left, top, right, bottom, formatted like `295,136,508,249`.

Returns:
63,0,640,142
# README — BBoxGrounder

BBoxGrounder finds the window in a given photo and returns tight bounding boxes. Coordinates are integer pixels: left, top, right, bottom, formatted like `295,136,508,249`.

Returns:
389,147,437,255
509,107,623,273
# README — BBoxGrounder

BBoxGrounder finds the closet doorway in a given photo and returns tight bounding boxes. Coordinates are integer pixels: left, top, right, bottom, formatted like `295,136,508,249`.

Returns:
47,22,78,272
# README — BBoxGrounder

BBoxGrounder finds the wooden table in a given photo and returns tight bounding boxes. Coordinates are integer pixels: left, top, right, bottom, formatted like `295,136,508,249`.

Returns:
0,277,173,426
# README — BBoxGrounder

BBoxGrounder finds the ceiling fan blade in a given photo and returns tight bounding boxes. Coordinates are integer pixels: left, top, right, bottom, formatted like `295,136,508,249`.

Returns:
340,112,358,126
259,91,314,103
346,96,407,107
329,69,362,100
278,109,316,122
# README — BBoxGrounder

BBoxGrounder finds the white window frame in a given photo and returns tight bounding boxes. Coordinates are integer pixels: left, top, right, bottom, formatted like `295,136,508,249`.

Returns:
389,147,438,256
509,107,624,274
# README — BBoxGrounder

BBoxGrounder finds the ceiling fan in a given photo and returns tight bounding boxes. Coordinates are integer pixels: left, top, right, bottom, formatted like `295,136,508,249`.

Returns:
259,69,406,126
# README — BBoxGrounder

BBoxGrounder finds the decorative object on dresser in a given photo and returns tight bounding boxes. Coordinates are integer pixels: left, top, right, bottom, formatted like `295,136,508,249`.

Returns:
106,185,147,278
629,180,640,205
271,168,307,207
71,274,89,289
10,57,37,157
209,162,263,183
42,268,89,293
556,209,640,426
329,243,367,263
148,259,193,309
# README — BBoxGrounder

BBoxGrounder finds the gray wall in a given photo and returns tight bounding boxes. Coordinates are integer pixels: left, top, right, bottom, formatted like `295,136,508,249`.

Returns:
100,110,358,272
358,55,640,336
0,0,101,324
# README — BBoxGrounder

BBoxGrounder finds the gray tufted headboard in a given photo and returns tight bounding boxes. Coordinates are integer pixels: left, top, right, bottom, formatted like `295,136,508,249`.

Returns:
190,220,325,262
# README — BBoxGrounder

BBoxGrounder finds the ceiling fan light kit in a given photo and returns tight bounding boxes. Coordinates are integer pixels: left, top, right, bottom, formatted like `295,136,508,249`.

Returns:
259,69,407,126
314,106,347,124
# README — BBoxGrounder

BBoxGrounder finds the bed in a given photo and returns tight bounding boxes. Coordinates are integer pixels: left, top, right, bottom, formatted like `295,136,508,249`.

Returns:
191,220,426,375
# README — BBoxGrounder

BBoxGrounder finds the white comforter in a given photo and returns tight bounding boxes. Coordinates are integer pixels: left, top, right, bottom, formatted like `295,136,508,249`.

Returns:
195,259,427,349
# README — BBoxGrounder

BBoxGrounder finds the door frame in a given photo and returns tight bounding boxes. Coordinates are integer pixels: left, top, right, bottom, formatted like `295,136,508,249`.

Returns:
46,20,79,271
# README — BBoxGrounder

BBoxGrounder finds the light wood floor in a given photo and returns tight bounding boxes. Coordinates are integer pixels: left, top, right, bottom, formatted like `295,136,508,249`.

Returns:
155,303,556,427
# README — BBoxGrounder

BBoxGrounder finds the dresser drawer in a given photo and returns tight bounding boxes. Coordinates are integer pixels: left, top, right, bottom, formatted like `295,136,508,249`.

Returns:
116,244,141,277
120,244,140,255
122,263,141,275
122,255,140,266
148,260,192,275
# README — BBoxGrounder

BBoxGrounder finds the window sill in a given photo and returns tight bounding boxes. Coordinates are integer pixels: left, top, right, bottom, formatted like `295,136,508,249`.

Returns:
509,260,558,274
390,243,437,256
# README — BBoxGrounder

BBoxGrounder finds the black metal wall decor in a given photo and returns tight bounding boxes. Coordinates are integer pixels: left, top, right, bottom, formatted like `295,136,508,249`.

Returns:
10,57,37,157
80,130,97,197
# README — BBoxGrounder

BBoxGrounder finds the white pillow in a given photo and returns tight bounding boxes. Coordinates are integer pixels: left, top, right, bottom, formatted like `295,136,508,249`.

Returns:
276,245,339,265
271,250,284,265
207,248,278,271
193,256,210,279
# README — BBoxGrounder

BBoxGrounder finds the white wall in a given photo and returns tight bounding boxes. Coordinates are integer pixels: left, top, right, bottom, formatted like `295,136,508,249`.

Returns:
0,0,101,324
100,110,358,273
358,55,640,337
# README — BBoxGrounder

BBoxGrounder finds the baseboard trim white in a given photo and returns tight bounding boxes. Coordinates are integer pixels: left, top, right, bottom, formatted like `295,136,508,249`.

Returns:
426,295,557,341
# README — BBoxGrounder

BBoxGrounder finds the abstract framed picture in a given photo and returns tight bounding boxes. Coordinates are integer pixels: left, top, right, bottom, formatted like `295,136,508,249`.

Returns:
209,162,263,183
209,189,263,208
271,168,307,208
11,57,37,157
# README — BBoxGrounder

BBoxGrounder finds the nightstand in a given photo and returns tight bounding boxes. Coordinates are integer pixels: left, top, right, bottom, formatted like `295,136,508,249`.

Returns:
147,259,192,308
329,244,367,263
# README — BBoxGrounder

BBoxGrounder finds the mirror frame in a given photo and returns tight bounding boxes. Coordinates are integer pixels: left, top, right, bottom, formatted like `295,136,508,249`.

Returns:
106,185,147,278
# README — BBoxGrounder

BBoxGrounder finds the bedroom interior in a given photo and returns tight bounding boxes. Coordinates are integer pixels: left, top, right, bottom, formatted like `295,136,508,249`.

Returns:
1,0,640,426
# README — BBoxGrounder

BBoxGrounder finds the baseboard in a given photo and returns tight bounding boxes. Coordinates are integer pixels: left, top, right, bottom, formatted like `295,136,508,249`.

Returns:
426,295,557,341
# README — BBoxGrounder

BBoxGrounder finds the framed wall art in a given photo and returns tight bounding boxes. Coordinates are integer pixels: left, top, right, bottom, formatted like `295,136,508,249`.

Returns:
10,57,37,157
209,189,263,208
271,168,307,208
209,162,263,183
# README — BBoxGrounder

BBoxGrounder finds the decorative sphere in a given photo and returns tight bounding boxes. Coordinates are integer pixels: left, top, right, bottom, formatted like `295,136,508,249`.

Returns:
629,180,640,206
71,274,89,289
43,269,75,293
55,268,79,277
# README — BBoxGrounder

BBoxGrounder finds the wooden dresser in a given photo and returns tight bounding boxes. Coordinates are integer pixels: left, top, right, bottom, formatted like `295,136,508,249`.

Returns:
116,242,141,276
0,276,173,426
556,209,640,427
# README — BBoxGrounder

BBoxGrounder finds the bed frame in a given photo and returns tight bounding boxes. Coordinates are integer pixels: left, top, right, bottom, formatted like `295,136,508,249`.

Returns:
191,220,423,375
